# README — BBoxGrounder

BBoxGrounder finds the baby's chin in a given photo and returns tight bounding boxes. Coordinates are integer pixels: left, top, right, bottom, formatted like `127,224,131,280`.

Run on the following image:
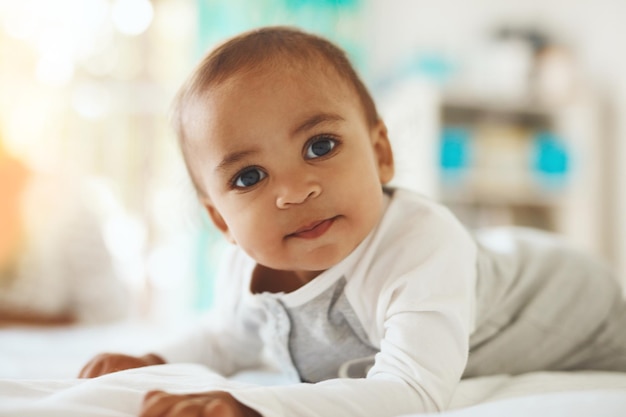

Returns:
247,235,362,278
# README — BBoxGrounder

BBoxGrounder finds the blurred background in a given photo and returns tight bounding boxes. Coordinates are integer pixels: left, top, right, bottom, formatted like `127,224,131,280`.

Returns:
0,0,624,326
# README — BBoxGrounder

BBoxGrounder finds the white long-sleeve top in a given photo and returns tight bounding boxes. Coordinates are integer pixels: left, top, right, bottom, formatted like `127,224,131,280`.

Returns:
155,185,625,416
157,188,478,416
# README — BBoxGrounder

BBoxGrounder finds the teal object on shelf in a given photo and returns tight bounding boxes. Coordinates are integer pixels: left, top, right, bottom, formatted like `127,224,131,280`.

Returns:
532,131,569,175
440,127,471,171
532,131,569,190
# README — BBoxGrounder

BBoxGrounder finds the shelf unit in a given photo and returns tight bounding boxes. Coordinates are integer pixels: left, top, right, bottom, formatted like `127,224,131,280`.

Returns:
380,79,609,260
437,92,609,259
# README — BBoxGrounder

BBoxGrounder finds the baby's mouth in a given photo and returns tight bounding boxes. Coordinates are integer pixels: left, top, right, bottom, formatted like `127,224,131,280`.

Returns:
287,216,338,239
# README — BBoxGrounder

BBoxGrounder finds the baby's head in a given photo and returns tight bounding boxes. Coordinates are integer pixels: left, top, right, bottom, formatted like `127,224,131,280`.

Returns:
172,26,395,280
173,26,384,197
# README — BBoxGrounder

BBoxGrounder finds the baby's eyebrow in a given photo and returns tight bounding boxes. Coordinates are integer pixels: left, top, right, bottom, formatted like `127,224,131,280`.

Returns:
292,113,344,136
214,114,343,174
215,149,258,173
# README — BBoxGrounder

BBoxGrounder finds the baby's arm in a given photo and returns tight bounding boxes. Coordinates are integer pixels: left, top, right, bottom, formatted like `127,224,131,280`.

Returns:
140,391,261,417
79,353,165,378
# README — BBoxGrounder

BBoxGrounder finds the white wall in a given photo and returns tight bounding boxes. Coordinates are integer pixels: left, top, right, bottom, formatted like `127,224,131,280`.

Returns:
364,0,626,278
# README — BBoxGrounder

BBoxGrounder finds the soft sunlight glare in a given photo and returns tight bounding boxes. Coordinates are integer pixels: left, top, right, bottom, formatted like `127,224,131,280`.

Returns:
35,45,75,87
72,82,112,120
103,214,147,286
111,0,154,36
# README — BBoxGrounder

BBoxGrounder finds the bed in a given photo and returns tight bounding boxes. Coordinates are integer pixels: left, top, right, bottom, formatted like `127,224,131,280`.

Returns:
2,321,626,417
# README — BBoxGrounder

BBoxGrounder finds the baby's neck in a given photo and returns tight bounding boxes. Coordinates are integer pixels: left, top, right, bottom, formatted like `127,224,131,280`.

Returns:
250,265,323,294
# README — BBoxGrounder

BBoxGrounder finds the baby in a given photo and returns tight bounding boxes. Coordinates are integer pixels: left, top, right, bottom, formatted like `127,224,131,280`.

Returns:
80,26,626,417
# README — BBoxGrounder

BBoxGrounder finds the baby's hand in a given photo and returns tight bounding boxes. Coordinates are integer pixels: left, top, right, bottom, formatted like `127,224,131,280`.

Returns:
140,390,262,417
79,353,165,378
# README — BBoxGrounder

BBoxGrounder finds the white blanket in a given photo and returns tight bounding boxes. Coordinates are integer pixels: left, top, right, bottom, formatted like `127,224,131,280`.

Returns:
1,365,626,417
2,322,626,416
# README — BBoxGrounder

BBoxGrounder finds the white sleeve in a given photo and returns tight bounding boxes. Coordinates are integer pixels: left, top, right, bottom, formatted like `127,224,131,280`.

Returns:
154,245,265,376
229,197,478,416
230,378,439,417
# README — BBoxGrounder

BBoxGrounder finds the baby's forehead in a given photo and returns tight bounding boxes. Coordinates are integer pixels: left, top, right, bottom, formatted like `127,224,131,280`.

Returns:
184,59,362,144
181,50,369,137
208,56,356,108
201,60,357,116
234,53,345,84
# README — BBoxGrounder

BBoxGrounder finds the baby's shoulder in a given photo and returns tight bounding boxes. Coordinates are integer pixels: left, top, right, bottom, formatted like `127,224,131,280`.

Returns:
379,187,470,246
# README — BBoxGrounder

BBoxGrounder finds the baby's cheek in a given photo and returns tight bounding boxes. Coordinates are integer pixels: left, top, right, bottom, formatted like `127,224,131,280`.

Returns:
236,226,276,258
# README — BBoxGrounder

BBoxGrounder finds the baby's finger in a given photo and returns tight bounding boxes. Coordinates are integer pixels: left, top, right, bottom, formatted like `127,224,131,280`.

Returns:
167,398,209,417
202,398,237,417
143,390,167,404
78,360,102,378
140,391,187,417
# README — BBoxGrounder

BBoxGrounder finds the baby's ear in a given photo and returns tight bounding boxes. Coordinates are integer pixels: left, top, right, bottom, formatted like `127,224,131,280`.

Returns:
371,120,395,184
202,199,236,244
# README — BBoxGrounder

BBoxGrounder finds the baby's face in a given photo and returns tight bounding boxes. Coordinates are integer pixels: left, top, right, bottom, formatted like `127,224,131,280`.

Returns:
185,62,393,281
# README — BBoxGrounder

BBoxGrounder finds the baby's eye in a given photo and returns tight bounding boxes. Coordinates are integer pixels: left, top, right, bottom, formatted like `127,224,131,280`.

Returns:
233,167,266,188
305,137,337,159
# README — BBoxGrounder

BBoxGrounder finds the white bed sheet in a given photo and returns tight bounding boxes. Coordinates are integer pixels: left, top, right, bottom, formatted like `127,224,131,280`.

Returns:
2,365,626,417
0,320,193,379
1,322,626,416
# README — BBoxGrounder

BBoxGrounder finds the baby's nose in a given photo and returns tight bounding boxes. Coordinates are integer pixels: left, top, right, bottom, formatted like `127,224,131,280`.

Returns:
275,181,322,208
